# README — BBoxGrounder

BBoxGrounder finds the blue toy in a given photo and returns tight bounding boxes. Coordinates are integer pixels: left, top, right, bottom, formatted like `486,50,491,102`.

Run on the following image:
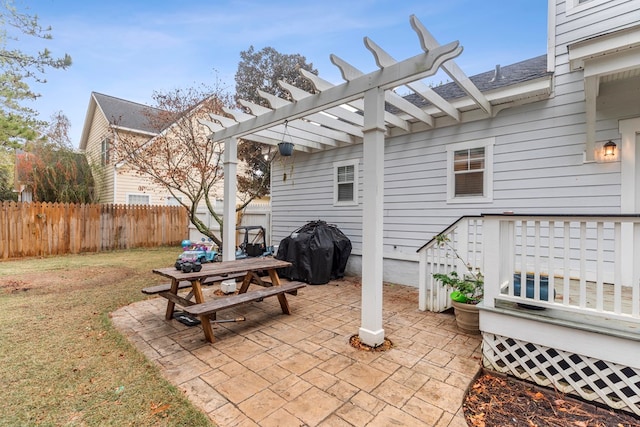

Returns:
175,238,221,272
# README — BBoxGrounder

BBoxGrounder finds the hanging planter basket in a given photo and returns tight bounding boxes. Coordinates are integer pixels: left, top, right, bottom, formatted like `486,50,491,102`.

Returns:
278,142,294,156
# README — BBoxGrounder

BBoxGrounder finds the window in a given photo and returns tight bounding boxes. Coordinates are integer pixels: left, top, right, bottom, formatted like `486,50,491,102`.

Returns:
454,148,485,196
166,196,182,206
101,137,111,165
127,194,150,205
447,138,494,203
333,159,358,206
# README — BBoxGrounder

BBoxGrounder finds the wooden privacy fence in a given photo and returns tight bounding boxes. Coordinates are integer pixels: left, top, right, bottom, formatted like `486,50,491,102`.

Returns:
0,201,189,259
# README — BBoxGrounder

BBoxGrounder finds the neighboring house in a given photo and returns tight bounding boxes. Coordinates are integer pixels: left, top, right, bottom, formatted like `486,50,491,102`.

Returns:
79,92,173,205
203,0,640,415
79,92,271,244
79,92,258,209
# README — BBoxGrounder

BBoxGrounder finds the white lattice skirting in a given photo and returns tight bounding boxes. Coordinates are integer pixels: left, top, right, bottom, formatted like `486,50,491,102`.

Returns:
482,333,640,416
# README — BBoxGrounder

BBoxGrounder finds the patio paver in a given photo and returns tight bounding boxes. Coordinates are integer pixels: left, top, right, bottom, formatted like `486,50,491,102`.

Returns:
112,276,482,426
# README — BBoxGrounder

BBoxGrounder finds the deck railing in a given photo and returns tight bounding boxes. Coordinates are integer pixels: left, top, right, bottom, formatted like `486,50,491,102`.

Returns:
418,216,483,312
419,214,640,322
483,214,640,322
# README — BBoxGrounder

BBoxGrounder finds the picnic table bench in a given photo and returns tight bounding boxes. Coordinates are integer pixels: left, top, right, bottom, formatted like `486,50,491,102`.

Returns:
149,257,302,343
184,280,306,318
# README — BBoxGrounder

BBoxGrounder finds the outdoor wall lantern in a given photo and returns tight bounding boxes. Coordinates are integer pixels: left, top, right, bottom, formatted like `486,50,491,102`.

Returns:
278,120,294,156
603,140,617,158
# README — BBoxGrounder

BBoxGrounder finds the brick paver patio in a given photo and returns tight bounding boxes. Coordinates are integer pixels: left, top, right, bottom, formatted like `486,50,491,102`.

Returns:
112,276,481,426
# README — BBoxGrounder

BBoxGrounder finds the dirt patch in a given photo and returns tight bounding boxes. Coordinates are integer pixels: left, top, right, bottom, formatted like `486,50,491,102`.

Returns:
213,288,238,296
0,267,133,295
0,279,31,293
464,372,640,427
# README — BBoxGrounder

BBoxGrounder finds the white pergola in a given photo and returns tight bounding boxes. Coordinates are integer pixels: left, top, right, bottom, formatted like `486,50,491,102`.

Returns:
201,15,550,346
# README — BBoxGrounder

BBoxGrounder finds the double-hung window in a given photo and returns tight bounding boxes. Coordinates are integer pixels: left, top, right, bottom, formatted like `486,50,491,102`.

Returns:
333,159,358,206
447,138,494,203
127,194,150,205
101,137,111,165
166,196,182,206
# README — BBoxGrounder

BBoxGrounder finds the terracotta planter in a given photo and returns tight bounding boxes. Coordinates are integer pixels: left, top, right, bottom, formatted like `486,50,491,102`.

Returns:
452,300,480,335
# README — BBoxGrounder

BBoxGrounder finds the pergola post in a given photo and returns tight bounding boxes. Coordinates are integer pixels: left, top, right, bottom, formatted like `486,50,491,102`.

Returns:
359,87,386,347
222,137,238,261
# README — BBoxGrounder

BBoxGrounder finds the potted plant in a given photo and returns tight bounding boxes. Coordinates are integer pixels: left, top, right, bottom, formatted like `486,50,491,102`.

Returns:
432,234,483,334
277,141,294,156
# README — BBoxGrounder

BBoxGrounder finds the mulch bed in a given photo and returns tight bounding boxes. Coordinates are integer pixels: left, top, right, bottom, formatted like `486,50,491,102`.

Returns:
464,372,640,427
349,334,393,352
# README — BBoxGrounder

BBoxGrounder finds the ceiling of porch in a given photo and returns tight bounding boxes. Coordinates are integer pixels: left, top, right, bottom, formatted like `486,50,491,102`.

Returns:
201,15,553,154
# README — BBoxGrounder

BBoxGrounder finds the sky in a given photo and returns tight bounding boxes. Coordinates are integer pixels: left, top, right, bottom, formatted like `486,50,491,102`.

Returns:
23,0,549,148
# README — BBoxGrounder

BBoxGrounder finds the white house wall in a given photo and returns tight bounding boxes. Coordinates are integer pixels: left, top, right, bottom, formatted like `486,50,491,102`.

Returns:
271,0,640,287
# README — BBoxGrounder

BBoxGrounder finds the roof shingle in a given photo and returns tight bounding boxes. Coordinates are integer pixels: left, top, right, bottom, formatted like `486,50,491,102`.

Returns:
92,92,167,134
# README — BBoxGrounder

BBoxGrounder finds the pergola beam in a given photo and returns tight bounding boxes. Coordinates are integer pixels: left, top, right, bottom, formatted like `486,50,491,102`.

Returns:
364,37,448,124
207,41,462,143
330,54,411,130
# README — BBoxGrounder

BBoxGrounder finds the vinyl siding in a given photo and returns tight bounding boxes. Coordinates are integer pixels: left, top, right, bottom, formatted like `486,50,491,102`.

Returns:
112,166,171,205
83,110,114,203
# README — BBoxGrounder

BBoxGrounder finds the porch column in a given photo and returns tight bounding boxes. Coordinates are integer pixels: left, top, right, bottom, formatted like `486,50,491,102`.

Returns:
222,137,238,261
359,87,385,347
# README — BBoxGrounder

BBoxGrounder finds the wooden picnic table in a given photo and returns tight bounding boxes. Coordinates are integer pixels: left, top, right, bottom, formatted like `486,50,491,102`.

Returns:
149,257,303,343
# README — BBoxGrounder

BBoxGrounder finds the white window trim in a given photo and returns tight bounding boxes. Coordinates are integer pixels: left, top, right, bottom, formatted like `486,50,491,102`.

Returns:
446,137,494,204
126,193,150,205
565,0,608,15
333,159,359,207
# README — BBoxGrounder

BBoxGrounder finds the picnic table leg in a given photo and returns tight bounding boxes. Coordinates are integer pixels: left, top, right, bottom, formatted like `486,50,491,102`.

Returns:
276,293,292,314
165,278,179,320
239,272,253,294
191,279,215,343
268,270,291,313
267,269,282,287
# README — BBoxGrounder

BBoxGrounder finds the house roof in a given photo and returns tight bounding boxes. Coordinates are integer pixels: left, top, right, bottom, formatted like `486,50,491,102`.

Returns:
78,92,168,151
413,54,550,106
92,92,166,133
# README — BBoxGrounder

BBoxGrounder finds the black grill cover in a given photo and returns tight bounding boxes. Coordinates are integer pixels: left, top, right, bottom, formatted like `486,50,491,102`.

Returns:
276,220,352,285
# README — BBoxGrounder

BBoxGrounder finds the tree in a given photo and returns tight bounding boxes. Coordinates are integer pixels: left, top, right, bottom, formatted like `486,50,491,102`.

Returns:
110,85,241,247
234,46,318,192
16,112,94,203
0,148,15,200
0,1,72,148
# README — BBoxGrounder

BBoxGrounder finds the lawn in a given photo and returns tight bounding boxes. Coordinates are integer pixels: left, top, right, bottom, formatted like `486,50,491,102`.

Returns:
0,247,213,426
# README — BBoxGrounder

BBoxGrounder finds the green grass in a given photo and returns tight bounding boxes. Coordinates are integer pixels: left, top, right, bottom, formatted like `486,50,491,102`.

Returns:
0,248,213,426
